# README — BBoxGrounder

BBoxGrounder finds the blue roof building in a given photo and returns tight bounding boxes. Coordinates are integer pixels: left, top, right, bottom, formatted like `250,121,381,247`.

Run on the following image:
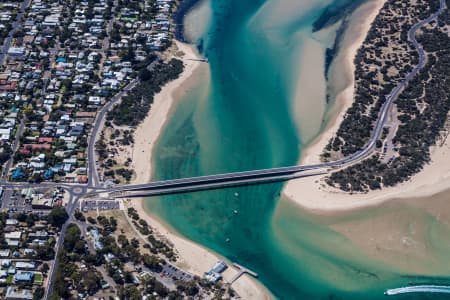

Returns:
11,169,25,180
43,170,54,180
14,271,34,283
51,165,61,172
210,261,227,274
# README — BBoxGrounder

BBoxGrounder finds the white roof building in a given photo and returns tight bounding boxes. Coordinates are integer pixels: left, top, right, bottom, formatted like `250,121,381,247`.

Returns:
5,231,21,240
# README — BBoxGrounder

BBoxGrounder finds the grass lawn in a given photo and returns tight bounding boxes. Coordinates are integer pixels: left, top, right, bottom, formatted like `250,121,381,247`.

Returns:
34,272,43,285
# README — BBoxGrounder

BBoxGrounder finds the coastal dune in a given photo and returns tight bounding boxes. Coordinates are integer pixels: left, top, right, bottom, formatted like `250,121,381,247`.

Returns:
128,41,272,299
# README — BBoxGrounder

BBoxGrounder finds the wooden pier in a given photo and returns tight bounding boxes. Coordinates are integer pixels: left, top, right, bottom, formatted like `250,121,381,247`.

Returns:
229,263,258,284
187,58,208,63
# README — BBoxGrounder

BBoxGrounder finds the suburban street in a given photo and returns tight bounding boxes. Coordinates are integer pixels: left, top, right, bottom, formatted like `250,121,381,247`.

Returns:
1,120,25,182
87,78,139,188
0,0,31,65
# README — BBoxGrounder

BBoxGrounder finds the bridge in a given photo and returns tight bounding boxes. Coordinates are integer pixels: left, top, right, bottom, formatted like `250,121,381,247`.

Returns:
91,0,447,199
100,170,328,198
0,0,445,201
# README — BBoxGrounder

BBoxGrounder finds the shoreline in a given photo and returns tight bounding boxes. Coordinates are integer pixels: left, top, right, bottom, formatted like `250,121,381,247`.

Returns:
129,41,201,185
128,40,272,299
284,0,450,213
283,0,388,211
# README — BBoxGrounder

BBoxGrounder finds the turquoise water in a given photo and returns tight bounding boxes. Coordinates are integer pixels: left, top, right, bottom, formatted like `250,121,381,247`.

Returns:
146,0,450,298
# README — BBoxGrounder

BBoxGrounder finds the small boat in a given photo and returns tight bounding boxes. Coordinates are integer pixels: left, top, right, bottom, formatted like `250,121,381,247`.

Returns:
233,210,238,214
234,192,239,197
226,238,230,243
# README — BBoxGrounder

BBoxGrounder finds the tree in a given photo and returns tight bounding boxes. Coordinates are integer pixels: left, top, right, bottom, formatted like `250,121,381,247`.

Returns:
15,213,27,222
74,210,85,221
142,254,163,272
47,206,68,228
36,244,55,260
41,263,49,273
83,270,101,295
118,285,141,300
33,287,45,300
139,68,152,81
64,223,81,252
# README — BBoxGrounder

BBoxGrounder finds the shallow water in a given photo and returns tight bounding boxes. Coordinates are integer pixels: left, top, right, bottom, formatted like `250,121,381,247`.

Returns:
145,0,450,298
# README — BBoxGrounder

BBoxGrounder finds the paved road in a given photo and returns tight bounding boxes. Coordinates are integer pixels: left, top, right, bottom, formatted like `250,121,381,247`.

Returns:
111,172,326,198
1,120,25,182
0,0,31,65
87,79,139,188
44,185,80,300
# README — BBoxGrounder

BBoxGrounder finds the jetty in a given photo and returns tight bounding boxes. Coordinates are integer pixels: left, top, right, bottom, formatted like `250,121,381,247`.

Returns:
229,263,258,284
187,58,208,63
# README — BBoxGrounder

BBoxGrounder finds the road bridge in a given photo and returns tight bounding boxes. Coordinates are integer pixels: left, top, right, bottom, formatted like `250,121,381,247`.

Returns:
106,171,327,198
88,0,447,199
0,1,446,202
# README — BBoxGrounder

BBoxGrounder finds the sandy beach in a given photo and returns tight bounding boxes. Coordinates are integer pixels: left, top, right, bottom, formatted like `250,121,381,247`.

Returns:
130,41,200,185
285,0,450,212
128,41,272,299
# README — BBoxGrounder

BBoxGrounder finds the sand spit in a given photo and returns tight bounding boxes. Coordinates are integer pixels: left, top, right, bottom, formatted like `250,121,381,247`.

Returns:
286,0,450,212
283,0,395,211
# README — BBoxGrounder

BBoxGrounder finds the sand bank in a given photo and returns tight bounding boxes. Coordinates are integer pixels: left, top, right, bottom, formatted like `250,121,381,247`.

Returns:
286,135,450,212
328,194,450,275
129,41,272,299
286,0,450,212
283,0,392,211
182,0,212,43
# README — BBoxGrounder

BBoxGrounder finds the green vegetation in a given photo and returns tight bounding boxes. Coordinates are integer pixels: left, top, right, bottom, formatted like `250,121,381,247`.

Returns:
324,0,440,158
33,287,45,300
52,223,102,299
108,58,184,127
326,3,450,192
127,207,177,261
47,206,69,228
34,273,44,285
